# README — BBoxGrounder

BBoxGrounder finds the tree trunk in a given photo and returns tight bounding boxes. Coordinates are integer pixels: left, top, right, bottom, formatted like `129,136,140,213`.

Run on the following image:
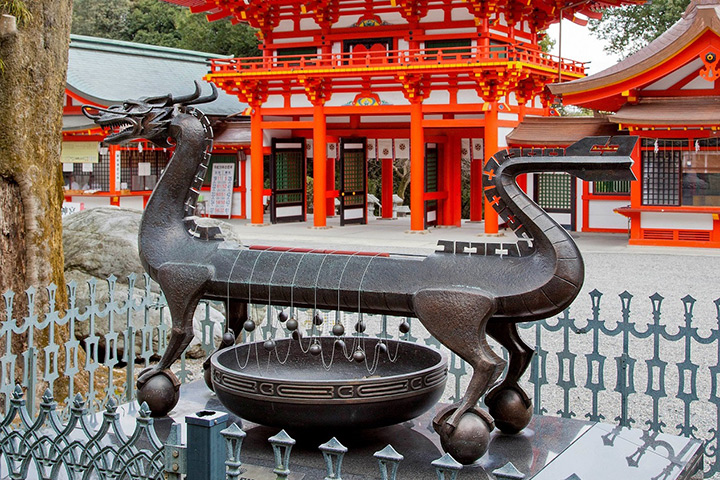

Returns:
0,0,74,402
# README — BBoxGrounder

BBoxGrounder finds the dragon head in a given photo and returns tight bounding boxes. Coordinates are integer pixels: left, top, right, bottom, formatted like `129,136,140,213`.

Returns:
82,81,218,148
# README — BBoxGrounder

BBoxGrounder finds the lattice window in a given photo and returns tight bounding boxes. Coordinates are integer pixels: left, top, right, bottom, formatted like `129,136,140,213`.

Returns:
120,145,171,191
642,141,681,206
274,150,304,205
343,151,365,206
537,172,572,210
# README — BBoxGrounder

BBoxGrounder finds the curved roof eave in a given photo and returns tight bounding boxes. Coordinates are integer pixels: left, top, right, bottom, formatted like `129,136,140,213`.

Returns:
549,1,720,98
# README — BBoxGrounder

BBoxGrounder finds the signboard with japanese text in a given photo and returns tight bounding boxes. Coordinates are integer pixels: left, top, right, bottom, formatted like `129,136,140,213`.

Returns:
208,162,235,217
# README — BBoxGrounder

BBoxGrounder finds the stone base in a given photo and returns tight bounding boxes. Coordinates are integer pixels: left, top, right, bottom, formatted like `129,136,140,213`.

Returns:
119,380,704,480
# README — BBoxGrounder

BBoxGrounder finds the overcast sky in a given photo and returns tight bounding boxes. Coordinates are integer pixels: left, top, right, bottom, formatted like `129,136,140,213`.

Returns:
546,19,621,75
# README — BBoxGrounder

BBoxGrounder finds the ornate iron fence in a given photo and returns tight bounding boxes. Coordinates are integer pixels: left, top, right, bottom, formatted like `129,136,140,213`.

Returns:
0,275,718,478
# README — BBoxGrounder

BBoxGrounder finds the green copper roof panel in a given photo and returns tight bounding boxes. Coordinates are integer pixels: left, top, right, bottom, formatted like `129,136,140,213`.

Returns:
67,34,245,116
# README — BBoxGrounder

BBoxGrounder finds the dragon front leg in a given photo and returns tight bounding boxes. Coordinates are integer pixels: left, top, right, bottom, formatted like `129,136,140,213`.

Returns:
413,287,506,464
137,262,212,416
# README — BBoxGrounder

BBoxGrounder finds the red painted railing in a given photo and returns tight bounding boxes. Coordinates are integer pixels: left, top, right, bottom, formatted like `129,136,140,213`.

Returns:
209,44,586,77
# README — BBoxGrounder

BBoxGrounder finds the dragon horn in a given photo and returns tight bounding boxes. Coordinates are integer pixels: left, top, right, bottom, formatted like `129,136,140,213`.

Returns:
170,81,203,105
186,83,218,105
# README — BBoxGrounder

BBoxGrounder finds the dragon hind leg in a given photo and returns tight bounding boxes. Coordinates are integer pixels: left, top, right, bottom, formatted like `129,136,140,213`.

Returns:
485,320,533,433
413,288,506,463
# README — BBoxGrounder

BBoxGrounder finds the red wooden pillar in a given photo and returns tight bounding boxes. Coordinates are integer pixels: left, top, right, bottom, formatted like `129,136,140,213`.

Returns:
313,103,327,227
470,153,483,222
410,101,425,231
444,138,462,226
484,103,499,234
325,156,335,216
382,157,393,218
250,106,264,224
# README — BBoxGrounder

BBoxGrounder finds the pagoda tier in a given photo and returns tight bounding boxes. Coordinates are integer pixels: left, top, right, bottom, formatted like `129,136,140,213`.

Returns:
165,0,638,35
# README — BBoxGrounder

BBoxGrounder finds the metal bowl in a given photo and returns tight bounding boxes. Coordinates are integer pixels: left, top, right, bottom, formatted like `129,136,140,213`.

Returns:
211,336,447,430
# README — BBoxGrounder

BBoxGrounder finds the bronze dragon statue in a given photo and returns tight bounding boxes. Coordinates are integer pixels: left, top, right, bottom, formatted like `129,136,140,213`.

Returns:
84,82,636,463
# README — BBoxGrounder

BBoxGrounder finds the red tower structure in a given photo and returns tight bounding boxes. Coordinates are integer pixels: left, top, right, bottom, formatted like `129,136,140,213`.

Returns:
164,0,639,232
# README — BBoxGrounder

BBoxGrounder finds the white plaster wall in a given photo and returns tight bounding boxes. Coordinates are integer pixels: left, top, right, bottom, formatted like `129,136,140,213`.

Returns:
397,39,409,50
274,36,314,45
70,196,111,209
264,95,285,109
457,89,483,104
291,94,313,108
588,200,630,230
424,27,477,35
275,19,294,32
498,127,513,148
232,192,244,218
641,212,713,230
451,7,474,21
424,90,450,105
498,112,518,122
424,9,444,23
119,196,144,210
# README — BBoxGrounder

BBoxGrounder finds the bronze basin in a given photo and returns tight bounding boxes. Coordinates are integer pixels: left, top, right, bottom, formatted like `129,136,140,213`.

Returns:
211,336,448,430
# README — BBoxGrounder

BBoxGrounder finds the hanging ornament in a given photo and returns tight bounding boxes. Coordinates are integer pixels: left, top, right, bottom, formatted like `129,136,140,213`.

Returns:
277,310,288,322
286,317,298,331
263,339,276,351
353,349,366,363
309,342,322,356
243,319,256,332
355,321,366,333
399,321,411,334
377,342,388,354
332,323,345,336
313,312,324,326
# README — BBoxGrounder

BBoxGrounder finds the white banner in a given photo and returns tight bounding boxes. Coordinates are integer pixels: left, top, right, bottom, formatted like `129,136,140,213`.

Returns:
461,138,471,162
378,139,393,158
208,163,235,217
472,138,484,160
366,139,377,160
327,142,337,159
395,138,410,159
306,138,314,158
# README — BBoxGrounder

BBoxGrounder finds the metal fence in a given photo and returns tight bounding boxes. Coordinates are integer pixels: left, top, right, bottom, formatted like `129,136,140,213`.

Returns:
0,275,718,478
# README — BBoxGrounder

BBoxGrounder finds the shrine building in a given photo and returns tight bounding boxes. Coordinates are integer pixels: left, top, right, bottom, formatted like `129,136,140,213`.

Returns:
512,0,720,248
163,0,638,232
63,35,249,215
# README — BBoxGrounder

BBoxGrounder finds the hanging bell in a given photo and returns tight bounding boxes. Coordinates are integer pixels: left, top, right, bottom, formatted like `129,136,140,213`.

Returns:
313,312,324,326
399,321,410,334
243,319,256,332
277,310,289,322
309,342,322,356
355,321,366,333
377,342,388,354
332,323,345,336
263,339,276,351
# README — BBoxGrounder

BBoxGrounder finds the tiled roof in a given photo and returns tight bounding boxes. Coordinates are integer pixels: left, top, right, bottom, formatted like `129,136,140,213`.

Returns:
506,116,618,146
610,96,720,125
67,34,246,116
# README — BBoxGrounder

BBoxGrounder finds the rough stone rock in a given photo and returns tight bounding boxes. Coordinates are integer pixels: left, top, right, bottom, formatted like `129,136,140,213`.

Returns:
62,206,243,283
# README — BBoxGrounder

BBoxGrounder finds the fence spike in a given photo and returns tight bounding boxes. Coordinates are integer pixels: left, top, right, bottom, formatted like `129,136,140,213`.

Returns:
319,437,347,480
431,453,462,480
269,429,296,480
374,444,403,480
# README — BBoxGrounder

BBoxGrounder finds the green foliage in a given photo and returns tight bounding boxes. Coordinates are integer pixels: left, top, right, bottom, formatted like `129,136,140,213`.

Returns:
588,0,691,58
1,0,32,25
71,0,260,57
538,31,555,53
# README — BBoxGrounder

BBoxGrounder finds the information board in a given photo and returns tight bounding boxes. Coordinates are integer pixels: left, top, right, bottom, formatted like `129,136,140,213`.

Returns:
208,162,235,217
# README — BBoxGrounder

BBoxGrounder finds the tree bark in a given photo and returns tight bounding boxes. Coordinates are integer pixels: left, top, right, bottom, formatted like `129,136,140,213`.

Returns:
0,0,73,401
